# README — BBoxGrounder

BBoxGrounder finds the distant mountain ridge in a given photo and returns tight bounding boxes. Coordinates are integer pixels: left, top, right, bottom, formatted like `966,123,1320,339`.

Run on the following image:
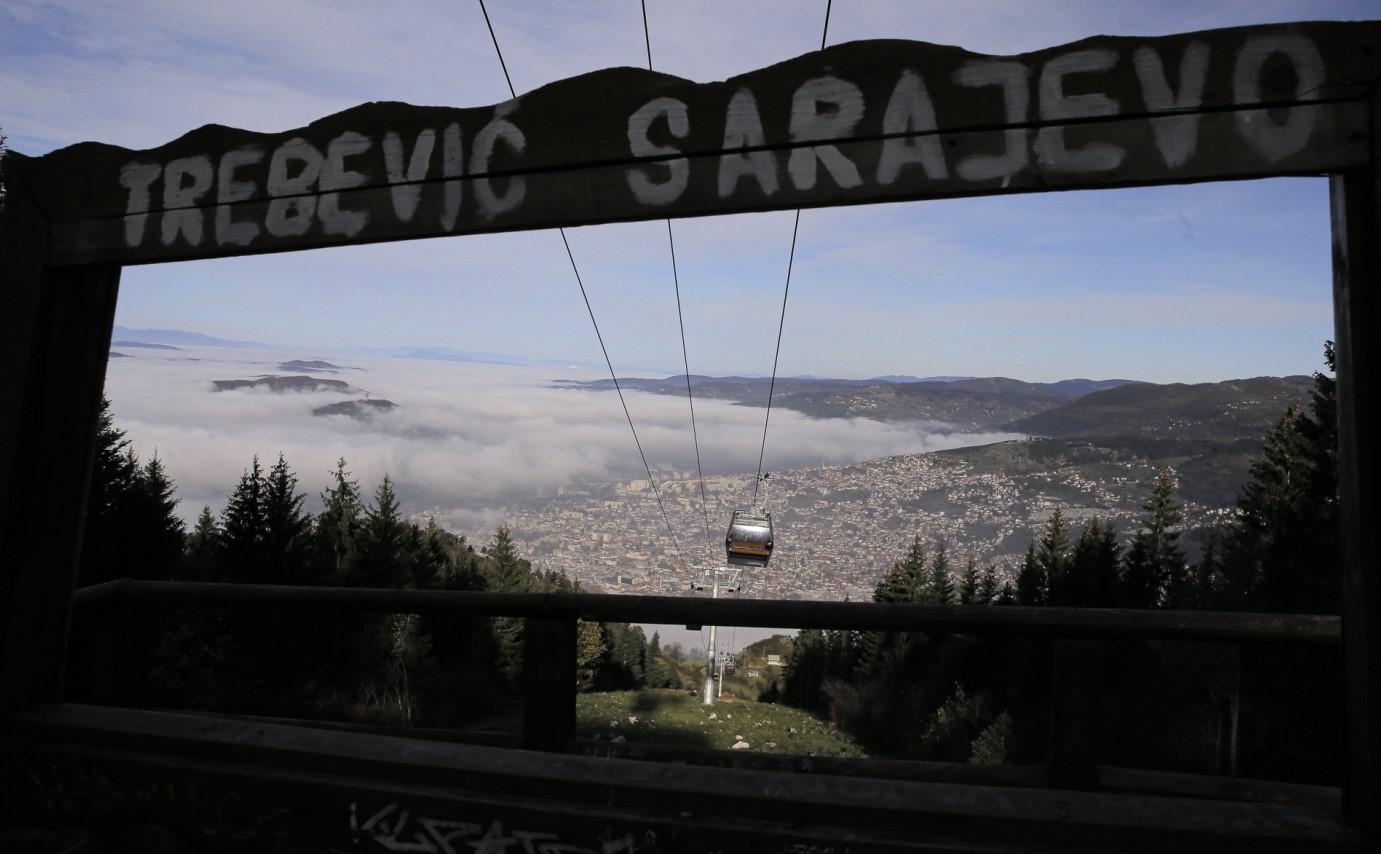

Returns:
563,374,1144,429
112,325,264,349
112,340,181,351
869,375,977,384
280,359,349,372
1005,376,1313,441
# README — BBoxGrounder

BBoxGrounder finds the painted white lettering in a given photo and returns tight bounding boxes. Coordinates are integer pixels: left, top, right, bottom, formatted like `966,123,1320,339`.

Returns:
319,131,371,237
626,97,690,205
1233,34,1324,161
160,156,213,246
383,129,435,223
787,75,864,191
1034,48,1124,173
214,146,263,247
118,162,161,247
471,111,526,221
1134,42,1209,168
877,70,947,184
265,138,324,237
718,88,779,197
952,60,1029,182
441,123,464,230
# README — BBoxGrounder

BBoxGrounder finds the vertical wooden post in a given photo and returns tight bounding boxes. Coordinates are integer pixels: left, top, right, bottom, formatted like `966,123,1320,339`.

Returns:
67,587,134,705
522,616,576,751
0,168,121,712
1330,92,1381,836
1047,640,1106,791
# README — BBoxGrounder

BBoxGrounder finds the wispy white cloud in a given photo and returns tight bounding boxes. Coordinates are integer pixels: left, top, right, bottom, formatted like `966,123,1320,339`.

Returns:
103,347,1016,535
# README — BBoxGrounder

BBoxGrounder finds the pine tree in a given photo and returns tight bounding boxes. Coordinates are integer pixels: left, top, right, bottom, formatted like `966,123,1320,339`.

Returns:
1122,469,1185,608
262,453,311,584
959,557,981,605
607,624,648,688
185,505,220,581
997,580,1017,605
132,454,187,580
875,535,927,603
483,526,532,593
1213,346,1339,614
978,564,1000,606
414,517,454,589
644,631,679,688
219,456,267,583
440,531,486,592
927,539,955,605
314,457,362,580
782,628,829,710
1033,509,1071,605
78,396,147,585
861,535,928,676
1015,544,1045,606
1067,518,1121,607
355,475,411,588
482,526,532,687
1185,531,1223,611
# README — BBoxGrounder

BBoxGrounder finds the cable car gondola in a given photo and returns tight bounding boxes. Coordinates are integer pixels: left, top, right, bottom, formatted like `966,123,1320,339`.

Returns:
725,510,773,567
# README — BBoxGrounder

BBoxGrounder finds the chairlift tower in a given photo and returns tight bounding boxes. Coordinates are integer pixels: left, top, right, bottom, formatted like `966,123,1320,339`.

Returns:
690,565,740,705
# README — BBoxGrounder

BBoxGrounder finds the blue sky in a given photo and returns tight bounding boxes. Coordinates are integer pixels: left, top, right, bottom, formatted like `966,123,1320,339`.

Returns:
3,0,1371,382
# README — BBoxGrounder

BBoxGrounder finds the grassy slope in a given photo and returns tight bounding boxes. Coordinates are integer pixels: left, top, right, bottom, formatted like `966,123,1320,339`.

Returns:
576,690,864,757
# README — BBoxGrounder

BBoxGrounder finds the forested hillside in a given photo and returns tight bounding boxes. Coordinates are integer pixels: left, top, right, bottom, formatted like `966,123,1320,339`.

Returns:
69,400,682,726
1006,375,1313,440
779,349,1340,783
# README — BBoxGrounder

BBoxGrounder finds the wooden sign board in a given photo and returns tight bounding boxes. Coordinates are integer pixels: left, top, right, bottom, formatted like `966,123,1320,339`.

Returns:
6,20,1381,267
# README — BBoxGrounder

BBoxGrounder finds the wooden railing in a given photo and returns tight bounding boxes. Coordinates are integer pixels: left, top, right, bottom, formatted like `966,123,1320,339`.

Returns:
69,578,1342,643
70,578,1341,786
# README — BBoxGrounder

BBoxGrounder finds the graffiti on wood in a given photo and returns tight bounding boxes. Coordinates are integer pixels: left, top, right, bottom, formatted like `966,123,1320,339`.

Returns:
9,21,1378,265
3,753,291,843
349,801,641,854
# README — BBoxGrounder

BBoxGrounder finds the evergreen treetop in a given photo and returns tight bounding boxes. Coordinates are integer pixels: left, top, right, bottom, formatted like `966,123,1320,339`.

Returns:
484,525,532,593
874,535,927,604
1122,468,1185,608
927,539,955,605
959,557,981,605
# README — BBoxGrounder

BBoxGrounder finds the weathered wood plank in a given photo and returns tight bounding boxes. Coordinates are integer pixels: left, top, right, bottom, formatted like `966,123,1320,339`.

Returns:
1047,641,1109,791
522,617,576,752
0,261,120,713
1329,87,1381,835
0,705,1366,851
13,20,1381,266
90,579,1342,645
582,740,1343,810
0,173,53,713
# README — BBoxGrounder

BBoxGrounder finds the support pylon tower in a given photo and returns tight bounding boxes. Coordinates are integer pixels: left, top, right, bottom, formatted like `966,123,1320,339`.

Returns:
691,565,741,705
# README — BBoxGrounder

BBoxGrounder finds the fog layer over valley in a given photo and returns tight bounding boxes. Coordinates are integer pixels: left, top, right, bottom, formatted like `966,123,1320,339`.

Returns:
102,346,1020,533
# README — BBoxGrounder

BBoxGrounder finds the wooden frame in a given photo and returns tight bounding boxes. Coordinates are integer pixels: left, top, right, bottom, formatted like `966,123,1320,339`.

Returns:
3,19,1380,850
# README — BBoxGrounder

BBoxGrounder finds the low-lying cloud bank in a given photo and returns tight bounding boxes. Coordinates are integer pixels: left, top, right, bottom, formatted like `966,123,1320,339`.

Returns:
103,347,1020,533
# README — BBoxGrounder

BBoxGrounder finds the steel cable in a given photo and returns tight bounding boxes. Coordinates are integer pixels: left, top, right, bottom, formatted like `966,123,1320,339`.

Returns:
642,0,715,557
751,0,832,508
478,0,690,573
